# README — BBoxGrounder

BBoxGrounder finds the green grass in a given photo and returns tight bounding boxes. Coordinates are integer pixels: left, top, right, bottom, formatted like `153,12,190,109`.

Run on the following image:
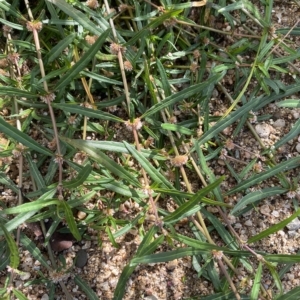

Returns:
0,0,300,299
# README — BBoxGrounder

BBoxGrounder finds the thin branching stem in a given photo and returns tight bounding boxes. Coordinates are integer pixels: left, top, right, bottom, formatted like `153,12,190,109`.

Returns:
24,0,63,195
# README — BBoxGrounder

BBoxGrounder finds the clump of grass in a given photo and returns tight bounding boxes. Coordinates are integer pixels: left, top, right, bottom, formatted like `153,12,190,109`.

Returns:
0,0,300,299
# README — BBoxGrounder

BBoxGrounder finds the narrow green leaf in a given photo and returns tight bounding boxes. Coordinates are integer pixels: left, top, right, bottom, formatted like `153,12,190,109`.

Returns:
74,276,98,300
272,51,300,65
25,153,46,190
126,10,182,46
226,157,300,195
46,0,105,36
218,0,266,27
0,117,53,157
231,187,287,216
202,209,239,250
53,104,123,122
67,191,96,208
156,58,171,97
113,226,160,300
265,261,282,295
113,265,135,300
276,286,300,300
0,173,19,193
141,72,224,119
62,138,141,187
163,177,224,224
273,118,300,150
0,223,19,269
12,289,28,300
171,233,226,251
201,292,250,300
81,70,123,86
55,29,110,90
248,209,300,244
131,246,251,267
59,202,81,241
123,141,173,189
161,123,194,135
276,99,300,108
0,87,37,98
62,164,92,189
19,232,51,270
0,18,24,30
194,83,300,150
0,212,36,235
45,33,76,63
100,181,147,199
266,254,300,263
0,1,23,18
251,262,262,300
1,199,60,215
0,239,10,271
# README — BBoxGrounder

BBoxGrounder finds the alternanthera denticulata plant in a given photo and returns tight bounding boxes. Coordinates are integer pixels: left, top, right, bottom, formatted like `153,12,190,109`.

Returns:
0,0,300,299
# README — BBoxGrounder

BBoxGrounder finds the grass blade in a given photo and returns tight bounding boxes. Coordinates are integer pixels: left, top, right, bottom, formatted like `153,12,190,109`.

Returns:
46,0,105,36
74,275,98,300
231,187,287,216
53,104,123,122
62,164,92,189
163,177,225,224
0,223,19,269
248,209,300,244
0,117,53,156
55,29,110,90
141,72,224,119
225,157,300,195
250,262,262,300
59,201,81,241
19,232,51,270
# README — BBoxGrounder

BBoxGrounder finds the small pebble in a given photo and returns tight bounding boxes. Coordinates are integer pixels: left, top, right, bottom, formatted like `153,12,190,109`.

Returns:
41,294,49,300
82,240,91,250
144,296,158,300
260,205,270,216
245,220,252,226
20,272,31,281
75,249,88,268
296,143,300,153
273,119,285,128
255,124,272,138
286,218,300,231
77,211,87,220
166,259,178,271
288,231,297,238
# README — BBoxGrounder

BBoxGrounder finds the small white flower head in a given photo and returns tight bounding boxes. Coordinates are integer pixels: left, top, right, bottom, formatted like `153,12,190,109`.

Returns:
12,144,27,158
212,250,223,260
170,155,188,167
40,93,56,103
124,118,143,131
225,139,235,150
190,61,198,73
110,42,126,55
7,53,20,64
118,4,129,12
85,35,98,45
286,190,296,199
253,161,262,173
26,21,43,32
3,25,12,37
53,154,63,164
86,0,99,9
124,60,133,71
219,149,228,160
